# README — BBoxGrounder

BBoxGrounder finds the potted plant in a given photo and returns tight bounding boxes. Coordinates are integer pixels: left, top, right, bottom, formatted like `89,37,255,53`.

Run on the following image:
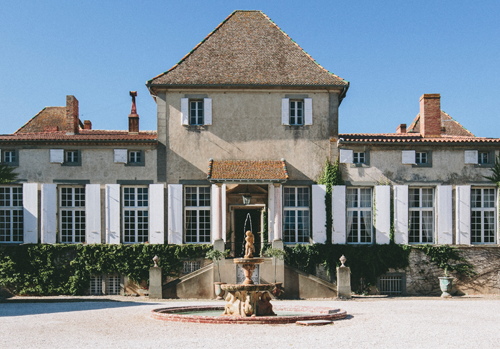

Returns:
264,246,286,298
438,266,455,298
206,248,229,300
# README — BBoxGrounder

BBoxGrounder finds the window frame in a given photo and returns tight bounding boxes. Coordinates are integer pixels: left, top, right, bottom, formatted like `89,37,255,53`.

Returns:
346,187,373,244
122,186,149,244
189,99,204,126
289,99,304,126
184,186,211,244
283,186,311,244
476,150,495,168
126,150,145,167
412,150,432,168
408,187,434,244
62,150,81,167
0,186,23,243
2,149,19,167
59,186,86,244
471,187,497,244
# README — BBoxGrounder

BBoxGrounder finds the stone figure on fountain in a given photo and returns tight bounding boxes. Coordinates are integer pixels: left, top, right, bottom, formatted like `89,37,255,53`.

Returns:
244,231,255,258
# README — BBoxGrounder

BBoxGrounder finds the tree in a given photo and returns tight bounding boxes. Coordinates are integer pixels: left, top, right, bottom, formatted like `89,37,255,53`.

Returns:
0,164,18,184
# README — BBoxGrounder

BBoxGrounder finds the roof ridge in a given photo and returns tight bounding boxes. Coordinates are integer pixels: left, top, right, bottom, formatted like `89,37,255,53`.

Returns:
147,11,239,84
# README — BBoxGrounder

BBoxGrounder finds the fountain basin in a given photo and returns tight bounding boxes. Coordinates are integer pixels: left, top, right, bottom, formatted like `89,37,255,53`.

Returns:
151,305,347,324
221,284,275,292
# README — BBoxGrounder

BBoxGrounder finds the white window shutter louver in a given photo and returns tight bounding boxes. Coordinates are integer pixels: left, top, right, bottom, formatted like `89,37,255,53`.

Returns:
464,150,478,164
41,184,57,244
394,185,408,244
375,186,391,244
105,184,121,244
149,184,165,244
402,150,416,164
86,184,101,244
23,183,38,244
114,149,127,163
340,149,354,164
332,185,346,244
281,98,290,125
204,98,212,125
181,98,189,125
311,184,327,243
50,149,64,163
168,184,183,244
437,185,453,245
304,98,313,125
456,185,471,245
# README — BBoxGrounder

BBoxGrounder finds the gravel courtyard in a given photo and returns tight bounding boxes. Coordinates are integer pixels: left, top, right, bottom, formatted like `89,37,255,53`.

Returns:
1,296,499,349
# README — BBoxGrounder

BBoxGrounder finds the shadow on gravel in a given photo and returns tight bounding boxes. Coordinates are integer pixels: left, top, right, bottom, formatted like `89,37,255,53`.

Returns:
0,300,153,317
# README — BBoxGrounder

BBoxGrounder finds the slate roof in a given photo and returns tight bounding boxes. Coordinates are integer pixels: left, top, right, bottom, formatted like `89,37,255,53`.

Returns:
148,10,348,88
407,111,475,137
337,133,500,144
0,130,157,145
207,159,288,181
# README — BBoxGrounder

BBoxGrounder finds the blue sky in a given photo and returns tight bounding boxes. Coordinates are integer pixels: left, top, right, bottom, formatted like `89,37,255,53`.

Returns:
1,0,499,137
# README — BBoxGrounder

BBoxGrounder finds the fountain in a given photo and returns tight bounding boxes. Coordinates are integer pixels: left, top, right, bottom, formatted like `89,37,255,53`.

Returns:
221,231,275,316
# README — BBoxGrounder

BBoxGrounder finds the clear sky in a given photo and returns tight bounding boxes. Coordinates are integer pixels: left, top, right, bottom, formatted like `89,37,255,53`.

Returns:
1,0,499,137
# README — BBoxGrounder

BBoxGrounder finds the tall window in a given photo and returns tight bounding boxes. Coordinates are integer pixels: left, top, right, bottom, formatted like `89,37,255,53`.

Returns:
190,100,204,125
185,186,211,243
123,187,149,243
0,187,23,243
347,188,372,243
409,188,434,243
289,100,304,125
471,188,496,244
283,187,310,243
60,187,85,243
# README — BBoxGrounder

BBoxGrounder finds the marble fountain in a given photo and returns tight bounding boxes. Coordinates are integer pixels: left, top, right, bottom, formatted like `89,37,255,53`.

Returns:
152,232,347,324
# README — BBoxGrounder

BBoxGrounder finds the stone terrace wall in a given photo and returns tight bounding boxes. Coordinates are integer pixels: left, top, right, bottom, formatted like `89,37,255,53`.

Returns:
404,247,500,296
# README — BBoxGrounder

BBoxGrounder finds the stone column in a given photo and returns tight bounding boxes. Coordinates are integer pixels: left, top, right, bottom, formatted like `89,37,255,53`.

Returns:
149,266,163,299
272,183,283,249
336,266,351,299
213,183,225,252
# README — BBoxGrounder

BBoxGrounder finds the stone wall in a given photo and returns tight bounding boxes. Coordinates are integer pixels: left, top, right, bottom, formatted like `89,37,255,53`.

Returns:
404,247,500,296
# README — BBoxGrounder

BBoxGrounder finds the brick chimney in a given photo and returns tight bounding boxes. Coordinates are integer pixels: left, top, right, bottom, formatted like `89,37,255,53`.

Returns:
83,120,92,130
397,124,406,134
65,95,79,134
420,94,441,137
128,91,139,133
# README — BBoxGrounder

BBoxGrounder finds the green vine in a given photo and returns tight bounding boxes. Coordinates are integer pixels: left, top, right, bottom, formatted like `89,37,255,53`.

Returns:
317,159,343,243
413,245,475,277
0,244,211,296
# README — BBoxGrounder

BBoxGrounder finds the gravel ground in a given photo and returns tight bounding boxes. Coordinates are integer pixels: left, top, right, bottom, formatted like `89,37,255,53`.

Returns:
1,296,500,349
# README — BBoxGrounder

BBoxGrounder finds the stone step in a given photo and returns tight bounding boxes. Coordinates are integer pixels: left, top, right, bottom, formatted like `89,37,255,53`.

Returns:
296,320,333,326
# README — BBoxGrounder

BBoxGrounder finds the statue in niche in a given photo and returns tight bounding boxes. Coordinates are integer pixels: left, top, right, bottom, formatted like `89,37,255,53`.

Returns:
244,231,255,258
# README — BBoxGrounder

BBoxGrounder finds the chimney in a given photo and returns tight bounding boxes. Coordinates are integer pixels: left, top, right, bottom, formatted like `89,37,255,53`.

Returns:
83,120,92,130
128,91,139,133
420,94,441,137
65,95,79,134
397,124,407,134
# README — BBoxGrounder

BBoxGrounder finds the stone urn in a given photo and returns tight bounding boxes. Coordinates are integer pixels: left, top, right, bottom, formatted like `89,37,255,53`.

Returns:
438,277,455,298
214,282,226,300
272,282,283,298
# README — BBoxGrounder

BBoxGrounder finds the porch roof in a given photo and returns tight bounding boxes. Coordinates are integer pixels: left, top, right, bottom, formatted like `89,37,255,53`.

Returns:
207,159,288,182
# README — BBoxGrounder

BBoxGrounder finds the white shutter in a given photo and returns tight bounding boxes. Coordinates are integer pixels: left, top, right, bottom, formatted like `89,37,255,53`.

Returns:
375,185,391,244
456,185,471,245
105,184,120,244
339,149,354,164
268,184,275,243
394,185,408,244
181,98,189,125
312,184,327,243
436,185,453,245
332,185,346,244
464,150,478,164
204,98,212,125
50,149,64,163
23,183,38,244
281,98,290,125
402,150,416,164
304,98,313,125
0,149,2,163
149,184,165,244
85,184,101,244
114,149,127,163
221,183,226,242
168,184,183,244
41,184,56,244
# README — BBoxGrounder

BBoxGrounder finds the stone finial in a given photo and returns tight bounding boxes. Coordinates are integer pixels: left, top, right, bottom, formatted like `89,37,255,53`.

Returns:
340,255,346,267
153,255,159,268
